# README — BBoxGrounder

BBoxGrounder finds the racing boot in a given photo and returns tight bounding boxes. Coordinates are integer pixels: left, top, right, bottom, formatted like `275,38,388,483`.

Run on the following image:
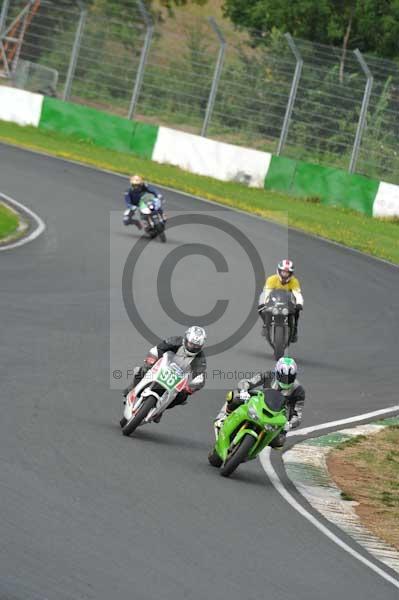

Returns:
269,432,286,450
291,310,301,343
291,325,298,343
259,308,269,337
213,404,229,439
123,366,146,398
123,382,134,398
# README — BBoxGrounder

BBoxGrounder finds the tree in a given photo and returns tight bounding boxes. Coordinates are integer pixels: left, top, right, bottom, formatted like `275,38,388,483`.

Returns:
222,0,399,60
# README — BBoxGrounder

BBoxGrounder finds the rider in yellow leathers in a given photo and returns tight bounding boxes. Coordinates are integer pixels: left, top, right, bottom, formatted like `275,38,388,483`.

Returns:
258,259,303,342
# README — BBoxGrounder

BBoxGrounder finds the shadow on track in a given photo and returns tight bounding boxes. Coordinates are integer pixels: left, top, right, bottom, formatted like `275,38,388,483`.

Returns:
114,231,182,246
202,464,272,488
117,426,271,487
241,347,351,372
121,427,210,452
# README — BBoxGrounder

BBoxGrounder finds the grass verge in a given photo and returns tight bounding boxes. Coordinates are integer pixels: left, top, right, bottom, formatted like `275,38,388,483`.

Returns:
327,426,399,551
0,202,19,241
1,120,398,264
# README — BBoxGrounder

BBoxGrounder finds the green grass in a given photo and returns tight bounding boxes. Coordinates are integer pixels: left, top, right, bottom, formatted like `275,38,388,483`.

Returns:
329,425,399,550
340,491,354,501
0,202,19,241
1,120,399,264
336,435,368,450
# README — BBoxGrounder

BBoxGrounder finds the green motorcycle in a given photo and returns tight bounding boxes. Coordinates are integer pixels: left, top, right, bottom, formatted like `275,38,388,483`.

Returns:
208,388,287,477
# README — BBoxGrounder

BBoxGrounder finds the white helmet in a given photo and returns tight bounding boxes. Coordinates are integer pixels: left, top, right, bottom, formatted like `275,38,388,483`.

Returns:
277,259,295,284
183,326,207,357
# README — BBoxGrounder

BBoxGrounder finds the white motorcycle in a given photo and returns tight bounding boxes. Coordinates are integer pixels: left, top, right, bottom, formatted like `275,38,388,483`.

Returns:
120,351,200,436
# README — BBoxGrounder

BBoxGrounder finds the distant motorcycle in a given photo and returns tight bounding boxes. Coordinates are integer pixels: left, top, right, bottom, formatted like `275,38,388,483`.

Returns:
123,193,166,242
208,388,287,477
262,289,297,360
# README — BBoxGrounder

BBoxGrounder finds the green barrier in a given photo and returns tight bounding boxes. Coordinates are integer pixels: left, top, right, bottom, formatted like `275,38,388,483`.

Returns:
129,120,159,159
264,155,297,193
39,97,158,159
265,155,379,216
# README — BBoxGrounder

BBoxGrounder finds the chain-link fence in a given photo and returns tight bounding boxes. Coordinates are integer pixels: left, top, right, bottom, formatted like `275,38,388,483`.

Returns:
1,0,399,184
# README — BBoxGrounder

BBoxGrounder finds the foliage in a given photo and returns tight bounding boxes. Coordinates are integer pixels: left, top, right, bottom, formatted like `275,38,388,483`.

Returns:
86,0,209,19
289,64,359,157
136,22,213,126
209,29,293,142
222,0,399,59
357,76,399,179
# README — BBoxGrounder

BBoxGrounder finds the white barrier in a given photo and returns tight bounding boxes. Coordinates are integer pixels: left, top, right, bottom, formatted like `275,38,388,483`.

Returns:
1,85,397,219
0,86,43,127
373,181,399,217
152,127,272,188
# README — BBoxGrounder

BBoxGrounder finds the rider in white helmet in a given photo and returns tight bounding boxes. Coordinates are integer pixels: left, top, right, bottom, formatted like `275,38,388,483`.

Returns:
123,326,207,420
214,357,305,449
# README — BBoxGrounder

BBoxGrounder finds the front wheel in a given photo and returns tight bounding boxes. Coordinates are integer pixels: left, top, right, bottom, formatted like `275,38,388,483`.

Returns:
220,434,255,478
273,325,286,361
155,221,166,243
148,229,157,239
122,395,157,437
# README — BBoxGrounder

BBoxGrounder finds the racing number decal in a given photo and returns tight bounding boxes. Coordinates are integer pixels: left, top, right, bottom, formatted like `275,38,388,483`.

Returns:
157,367,182,391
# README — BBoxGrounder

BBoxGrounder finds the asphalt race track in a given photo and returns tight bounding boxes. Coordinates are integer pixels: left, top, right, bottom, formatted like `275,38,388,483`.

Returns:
1,143,398,600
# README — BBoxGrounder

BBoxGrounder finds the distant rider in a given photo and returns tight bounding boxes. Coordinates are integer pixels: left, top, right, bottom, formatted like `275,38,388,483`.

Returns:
214,357,305,449
123,326,207,421
258,259,303,342
123,174,163,230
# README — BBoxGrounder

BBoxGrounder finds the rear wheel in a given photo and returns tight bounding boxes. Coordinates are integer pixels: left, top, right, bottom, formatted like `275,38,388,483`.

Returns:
122,395,157,436
220,434,255,478
273,325,286,360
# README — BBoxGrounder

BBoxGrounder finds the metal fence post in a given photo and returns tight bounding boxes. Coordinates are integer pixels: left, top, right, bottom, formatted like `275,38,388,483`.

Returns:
349,49,373,174
201,18,226,137
127,0,153,120
276,33,303,156
0,0,11,35
0,0,11,77
62,1,87,101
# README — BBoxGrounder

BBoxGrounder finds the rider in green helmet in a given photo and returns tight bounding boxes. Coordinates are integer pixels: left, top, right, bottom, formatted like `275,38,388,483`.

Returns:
214,357,305,449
